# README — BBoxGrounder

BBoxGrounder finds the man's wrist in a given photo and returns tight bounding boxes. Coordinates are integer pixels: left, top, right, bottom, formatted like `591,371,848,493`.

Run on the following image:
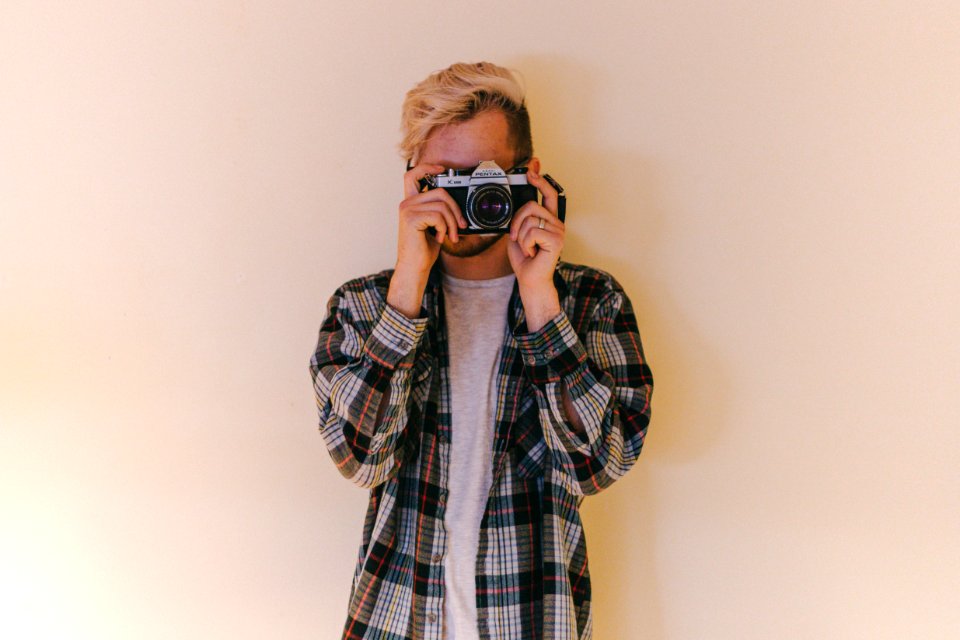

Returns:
519,282,561,332
387,264,430,319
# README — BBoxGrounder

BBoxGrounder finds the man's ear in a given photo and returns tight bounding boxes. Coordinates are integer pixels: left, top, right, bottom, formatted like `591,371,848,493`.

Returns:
526,157,541,174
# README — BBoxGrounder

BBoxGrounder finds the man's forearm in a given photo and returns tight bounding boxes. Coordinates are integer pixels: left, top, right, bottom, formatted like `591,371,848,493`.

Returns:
519,283,561,332
387,267,429,319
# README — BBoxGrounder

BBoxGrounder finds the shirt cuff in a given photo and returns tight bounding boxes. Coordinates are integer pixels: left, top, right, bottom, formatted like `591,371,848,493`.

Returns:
363,302,429,370
514,309,588,385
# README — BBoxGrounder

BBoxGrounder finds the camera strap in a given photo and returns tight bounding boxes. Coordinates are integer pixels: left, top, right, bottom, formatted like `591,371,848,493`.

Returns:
543,174,566,222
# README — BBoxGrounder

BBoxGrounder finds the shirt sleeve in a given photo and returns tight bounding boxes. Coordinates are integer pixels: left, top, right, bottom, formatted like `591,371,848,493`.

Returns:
514,285,653,496
309,287,428,489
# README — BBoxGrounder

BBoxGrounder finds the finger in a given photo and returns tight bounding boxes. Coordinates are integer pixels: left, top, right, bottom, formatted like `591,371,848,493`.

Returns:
525,166,559,216
510,201,558,241
518,226,560,259
403,163,445,199
403,187,467,229
407,208,451,243
509,201,542,240
404,199,461,242
512,211,546,243
519,226,543,258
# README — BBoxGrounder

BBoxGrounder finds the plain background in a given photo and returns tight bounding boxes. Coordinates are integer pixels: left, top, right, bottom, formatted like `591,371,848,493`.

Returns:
2,2,957,639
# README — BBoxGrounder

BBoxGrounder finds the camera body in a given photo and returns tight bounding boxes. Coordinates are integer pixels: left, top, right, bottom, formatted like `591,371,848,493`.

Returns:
420,160,563,234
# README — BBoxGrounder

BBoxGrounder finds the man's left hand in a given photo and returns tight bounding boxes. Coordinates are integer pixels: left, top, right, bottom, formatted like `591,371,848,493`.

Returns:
508,165,564,331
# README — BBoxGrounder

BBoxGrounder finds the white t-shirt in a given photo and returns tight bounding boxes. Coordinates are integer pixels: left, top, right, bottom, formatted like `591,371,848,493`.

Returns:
440,270,516,640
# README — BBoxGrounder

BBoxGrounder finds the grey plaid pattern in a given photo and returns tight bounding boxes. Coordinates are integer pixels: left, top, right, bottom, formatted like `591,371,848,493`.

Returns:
310,261,654,639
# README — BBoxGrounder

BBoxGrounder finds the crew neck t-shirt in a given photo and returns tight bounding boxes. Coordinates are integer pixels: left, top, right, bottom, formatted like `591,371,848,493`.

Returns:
440,270,516,640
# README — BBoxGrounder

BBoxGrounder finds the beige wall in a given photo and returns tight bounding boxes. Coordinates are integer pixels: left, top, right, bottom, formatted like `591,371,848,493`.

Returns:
2,2,957,638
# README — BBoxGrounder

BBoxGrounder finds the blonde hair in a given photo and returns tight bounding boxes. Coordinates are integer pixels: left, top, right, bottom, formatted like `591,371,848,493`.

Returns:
399,61,533,165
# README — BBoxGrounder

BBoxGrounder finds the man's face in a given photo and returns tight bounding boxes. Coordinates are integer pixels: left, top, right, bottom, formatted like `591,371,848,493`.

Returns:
416,109,518,258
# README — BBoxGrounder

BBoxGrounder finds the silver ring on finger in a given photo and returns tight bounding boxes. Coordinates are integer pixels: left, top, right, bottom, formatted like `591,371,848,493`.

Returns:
538,217,545,230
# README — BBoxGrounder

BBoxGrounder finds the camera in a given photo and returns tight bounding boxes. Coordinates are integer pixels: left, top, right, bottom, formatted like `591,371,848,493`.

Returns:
419,160,565,234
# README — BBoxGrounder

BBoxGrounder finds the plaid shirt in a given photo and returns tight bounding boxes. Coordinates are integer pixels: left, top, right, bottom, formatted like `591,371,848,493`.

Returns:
309,260,653,640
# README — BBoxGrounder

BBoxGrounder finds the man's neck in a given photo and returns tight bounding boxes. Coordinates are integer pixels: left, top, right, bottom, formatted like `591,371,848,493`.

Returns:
439,236,513,280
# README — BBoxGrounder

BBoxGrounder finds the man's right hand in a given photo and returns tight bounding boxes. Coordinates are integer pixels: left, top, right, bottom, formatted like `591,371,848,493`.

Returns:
386,163,467,318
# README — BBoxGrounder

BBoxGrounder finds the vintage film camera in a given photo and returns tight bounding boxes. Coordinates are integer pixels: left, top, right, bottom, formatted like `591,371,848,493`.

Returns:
418,160,566,234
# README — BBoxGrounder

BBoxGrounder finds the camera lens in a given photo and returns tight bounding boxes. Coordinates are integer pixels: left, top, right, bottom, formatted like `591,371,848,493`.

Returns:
468,185,512,229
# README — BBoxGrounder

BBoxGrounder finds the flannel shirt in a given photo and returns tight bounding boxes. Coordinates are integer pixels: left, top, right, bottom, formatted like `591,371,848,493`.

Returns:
309,260,653,640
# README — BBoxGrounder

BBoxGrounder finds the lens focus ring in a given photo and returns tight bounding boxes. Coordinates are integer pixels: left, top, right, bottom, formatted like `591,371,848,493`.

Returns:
466,185,512,229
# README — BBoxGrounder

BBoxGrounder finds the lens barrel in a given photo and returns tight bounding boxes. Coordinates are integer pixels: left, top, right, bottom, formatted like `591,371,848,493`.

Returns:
467,184,512,229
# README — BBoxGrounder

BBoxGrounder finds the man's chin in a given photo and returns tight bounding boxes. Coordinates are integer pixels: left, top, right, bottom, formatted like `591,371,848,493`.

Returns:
440,233,503,258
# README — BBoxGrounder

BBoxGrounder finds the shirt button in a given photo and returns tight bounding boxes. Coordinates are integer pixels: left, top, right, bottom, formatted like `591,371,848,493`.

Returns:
527,356,536,365
432,553,442,562
427,613,437,623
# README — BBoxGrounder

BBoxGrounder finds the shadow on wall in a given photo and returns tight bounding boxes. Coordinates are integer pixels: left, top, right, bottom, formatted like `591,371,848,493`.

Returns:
512,54,732,638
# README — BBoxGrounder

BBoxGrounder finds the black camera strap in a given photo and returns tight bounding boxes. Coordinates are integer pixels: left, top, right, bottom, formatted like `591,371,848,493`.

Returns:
543,174,566,223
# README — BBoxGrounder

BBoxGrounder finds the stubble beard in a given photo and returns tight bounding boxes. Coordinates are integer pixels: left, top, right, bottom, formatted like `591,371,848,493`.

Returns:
439,233,503,258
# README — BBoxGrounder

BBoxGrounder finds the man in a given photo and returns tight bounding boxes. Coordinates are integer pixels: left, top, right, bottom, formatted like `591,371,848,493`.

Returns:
309,61,653,640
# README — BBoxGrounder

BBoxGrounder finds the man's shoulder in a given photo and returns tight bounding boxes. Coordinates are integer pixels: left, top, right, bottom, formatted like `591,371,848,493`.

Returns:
334,267,395,295
327,268,395,312
555,260,626,300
